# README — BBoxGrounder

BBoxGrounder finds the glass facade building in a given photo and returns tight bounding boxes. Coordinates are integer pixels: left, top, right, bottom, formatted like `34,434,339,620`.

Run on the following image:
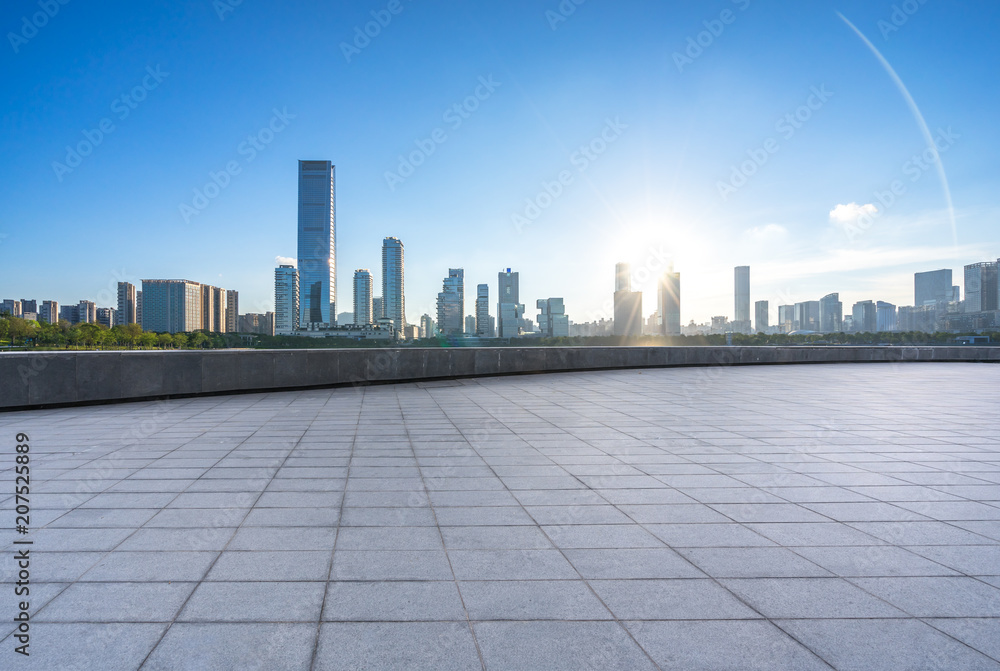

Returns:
658,271,681,336
141,280,202,333
274,265,299,335
353,269,374,326
381,237,405,327
436,268,464,335
297,160,336,327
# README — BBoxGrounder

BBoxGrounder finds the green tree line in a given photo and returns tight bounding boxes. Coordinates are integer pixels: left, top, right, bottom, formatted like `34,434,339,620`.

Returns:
0,314,241,350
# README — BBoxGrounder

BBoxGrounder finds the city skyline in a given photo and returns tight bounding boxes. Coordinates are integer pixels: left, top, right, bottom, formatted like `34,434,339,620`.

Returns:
2,2,999,324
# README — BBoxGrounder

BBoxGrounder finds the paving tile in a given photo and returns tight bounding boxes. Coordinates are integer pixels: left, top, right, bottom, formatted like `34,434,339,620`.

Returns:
323,581,467,621
925,618,1000,660
80,551,217,581
541,524,664,549
590,579,760,619
777,619,1000,671
331,550,455,581
458,579,612,620
678,547,832,578
626,620,832,670
1,623,167,671
178,581,325,622
720,577,907,618
850,577,1000,617
142,623,317,670
448,549,578,580
442,525,553,549
793,545,962,577
564,548,707,579
474,621,658,670
36,582,196,622
206,550,331,581
315,622,481,670
646,523,777,547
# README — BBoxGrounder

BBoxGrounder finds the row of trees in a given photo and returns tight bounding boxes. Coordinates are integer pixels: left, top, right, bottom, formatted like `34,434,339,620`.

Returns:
0,315,240,349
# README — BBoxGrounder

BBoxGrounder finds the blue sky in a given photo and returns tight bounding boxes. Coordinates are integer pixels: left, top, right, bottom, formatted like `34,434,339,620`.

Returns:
2,0,998,325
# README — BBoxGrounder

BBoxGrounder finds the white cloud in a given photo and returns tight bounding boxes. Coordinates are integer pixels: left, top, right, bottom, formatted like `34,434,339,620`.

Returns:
829,202,878,224
275,256,296,267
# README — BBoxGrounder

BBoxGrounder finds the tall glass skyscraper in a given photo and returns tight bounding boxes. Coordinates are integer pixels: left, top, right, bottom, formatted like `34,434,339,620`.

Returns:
436,268,464,335
734,265,750,332
353,269,374,326
381,237,405,327
297,160,336,327
274,265,299,335
497,268,523,337
475,284,491,337
658,271,681,336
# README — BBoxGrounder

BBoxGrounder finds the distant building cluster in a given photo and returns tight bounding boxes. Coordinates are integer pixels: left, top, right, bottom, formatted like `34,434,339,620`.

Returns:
9,159,996,342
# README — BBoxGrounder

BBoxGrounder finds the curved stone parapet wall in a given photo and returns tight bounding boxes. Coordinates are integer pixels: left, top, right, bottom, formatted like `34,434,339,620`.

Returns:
1,346,997,410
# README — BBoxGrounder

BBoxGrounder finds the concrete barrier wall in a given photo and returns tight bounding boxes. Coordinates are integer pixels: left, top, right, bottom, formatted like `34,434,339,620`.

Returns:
1,346,997,411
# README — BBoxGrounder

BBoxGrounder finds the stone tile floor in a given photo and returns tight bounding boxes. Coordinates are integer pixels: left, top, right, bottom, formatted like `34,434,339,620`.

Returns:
1,362,998,670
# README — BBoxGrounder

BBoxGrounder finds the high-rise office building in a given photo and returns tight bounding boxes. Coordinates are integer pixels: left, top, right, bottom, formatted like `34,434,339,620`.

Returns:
274,265,299,335
658,271,681,336
21,299,37,314
436,268,464,335
475,284,491,337
136,291,143,326
297,160,336,327
793,301,820,331
819,293,843,333
537,298,569,338
852,300,877,332
59,305,77,323
96,307,115,328
420,314,435,338
353,269,374,326
734,265,751,333
141,280,202,333
614,262,631,293
778,305,794,333
381,237,405,328
964,261,998,313
915,269,953,307
201,285,227,333
755,300,768,333
226,290,239,333
497,269,524,338
372,297,383,321
77,300,96,324
1,299,22,317
116,282,137,325
465,315,476,335
39,301,58,324
239,313,275,336
613,262,642,337
876,301,897,332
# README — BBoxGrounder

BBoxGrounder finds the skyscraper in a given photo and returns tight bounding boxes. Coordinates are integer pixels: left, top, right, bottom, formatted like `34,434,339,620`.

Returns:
420,314,434,338
136,291,142,326
658,271,681,336
793,301,820,331
819,293,843,333
475,284,491,336
226,290,239,333
964,261,998,313
778,305,794,333
297,160,336,327
497,269,524,338
274,265,299,335
381,237,405,327
141,280,202,333
734,265,750,333
353,269,374,326
915,269,953,307
755,300,768,333
39,300,58,324
537,298,569,337
77,300,96,324
116,282,137,325
465,315,476,335
876,301,897,332
852,300,877,333
201,285,227,333
613,262,642,337
436,268,464,335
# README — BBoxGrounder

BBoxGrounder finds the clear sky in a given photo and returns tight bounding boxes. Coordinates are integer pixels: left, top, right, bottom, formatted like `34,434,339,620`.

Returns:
2,0,998,325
